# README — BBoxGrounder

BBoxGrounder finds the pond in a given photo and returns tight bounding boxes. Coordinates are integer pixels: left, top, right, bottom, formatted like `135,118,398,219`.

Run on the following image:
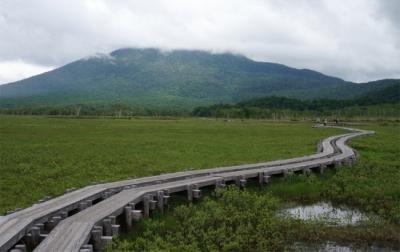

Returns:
281,202,397,251
290,241,398,251
282,202,371,226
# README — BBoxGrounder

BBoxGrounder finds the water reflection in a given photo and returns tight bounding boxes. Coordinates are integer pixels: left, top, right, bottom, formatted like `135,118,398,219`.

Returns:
290,242,397,252
283,202,367,225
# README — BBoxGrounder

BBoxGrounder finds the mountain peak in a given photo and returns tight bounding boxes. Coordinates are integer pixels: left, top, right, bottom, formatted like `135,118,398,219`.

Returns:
0,47,395,108
109,47,249,60
81,53,116,63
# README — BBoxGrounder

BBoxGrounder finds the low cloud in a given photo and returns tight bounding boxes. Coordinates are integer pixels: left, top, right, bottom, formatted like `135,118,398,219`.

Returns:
0,0,399,84
0,60,53,84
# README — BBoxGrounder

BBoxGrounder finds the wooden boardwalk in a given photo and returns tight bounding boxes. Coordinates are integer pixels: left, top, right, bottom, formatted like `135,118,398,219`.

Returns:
0,126,374,252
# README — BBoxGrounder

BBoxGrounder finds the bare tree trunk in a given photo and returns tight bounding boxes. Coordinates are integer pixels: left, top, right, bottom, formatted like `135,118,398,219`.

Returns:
76,106,81,117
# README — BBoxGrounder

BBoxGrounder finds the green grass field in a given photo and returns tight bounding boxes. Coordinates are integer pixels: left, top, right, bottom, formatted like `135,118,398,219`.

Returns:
0,116,344,213
1,116,399,250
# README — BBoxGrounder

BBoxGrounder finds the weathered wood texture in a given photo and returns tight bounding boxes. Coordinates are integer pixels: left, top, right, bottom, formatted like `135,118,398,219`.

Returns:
0,126,374,252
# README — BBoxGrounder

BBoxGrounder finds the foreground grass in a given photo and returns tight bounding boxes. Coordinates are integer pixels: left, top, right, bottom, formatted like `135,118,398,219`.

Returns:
110,123,400,251
0,116,343,213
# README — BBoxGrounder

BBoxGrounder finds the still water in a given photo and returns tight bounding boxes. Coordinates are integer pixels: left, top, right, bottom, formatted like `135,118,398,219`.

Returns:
283,202,396,251
283,202,368,225
290,242,397,252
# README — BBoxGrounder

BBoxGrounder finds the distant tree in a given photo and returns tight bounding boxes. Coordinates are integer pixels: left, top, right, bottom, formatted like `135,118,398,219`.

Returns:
74,104,83,117
112,103,129,118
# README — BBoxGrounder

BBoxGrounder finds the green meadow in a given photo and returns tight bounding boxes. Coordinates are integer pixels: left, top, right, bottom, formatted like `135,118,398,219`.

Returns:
1,116,399,250
0,116,343,213
110,123,400,251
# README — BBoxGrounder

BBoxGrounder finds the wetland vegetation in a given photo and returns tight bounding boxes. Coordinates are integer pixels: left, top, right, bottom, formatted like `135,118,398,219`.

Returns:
1,116,398,251
0,116,343,213
108,123,400,251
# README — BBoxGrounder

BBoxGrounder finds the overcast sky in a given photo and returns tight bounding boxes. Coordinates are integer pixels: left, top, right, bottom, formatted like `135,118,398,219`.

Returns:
0,0,399,84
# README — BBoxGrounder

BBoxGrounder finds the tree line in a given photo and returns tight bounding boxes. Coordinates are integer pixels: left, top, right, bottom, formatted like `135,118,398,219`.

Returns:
192,84,400,119
1,84,398,119
0,103,190,117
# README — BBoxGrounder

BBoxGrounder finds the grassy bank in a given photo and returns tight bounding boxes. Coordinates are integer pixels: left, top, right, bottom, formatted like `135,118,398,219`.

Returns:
0,116,343,213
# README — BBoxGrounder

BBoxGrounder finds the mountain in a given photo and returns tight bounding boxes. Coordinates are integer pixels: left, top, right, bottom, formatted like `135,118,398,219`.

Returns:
0,48,397,108
192,82,400,117
356,82,400,105
239,82,400,109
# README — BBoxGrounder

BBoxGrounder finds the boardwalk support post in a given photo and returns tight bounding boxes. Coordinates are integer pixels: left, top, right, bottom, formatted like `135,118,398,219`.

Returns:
240,179,247,188
124,206,132,229
128,202,135,210
258,172,264,185
45,215,62,231
235,176,246,188
102,219,112,236
35,223,44,233
109,216,116,225
14,244,27,252
163,189,170,205
215,178,226,188
157,190,164,213
80,244,93,252
111,225,120,236
192,184,201,200
318,164,326,174
132,210,142,221
143,195,150,217
283,169,294,177
24,226,41,249
90,229,102,251
186,185,193,202
302,168,311,176
149,196,157,212
100,236,113,250
109,216,119,235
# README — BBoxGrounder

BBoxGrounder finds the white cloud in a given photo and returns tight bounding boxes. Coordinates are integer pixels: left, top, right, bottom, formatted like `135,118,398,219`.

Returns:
0,60,53,84
0,0,399,84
